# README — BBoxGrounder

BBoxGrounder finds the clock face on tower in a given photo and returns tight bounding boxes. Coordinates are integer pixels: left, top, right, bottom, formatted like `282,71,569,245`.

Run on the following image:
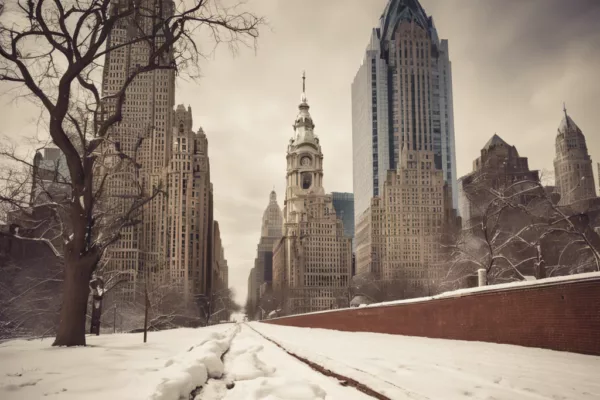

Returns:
300,156,311,167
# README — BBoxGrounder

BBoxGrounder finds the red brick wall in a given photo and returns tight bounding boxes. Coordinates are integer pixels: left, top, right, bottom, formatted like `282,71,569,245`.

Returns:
263,278,600,356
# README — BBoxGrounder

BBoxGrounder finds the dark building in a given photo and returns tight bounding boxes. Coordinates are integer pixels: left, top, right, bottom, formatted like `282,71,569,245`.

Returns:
458,134,541,227
0,229,62,339
332,192,355,249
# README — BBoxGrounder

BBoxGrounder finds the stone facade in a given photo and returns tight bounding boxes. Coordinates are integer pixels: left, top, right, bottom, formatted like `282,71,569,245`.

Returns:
273,75,352,315
167,105,212,299
356,147,449,298
554,110,597,206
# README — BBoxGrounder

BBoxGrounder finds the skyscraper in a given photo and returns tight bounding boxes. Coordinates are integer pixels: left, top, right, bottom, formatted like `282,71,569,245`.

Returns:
554,108,597,206
167,105,212,299
354,1,458,299
100,0,222,304
101,0,176,296
252,190,283,304
352,0,457,224
272,74,352,315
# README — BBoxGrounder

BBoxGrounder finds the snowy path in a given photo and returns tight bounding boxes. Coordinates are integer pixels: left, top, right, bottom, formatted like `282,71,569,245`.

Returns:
199,324,373,400
250,322,600,400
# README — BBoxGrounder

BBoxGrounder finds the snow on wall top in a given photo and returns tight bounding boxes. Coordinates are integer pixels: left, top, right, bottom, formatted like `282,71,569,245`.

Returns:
267,271,600,321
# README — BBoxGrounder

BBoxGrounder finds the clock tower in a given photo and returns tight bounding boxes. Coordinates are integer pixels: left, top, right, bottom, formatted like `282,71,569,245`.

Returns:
273,73,353,316
285,72,325,197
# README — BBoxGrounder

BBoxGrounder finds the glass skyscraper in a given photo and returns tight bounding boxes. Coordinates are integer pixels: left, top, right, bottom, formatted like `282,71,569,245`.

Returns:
332,192,355,248
352,0,458,222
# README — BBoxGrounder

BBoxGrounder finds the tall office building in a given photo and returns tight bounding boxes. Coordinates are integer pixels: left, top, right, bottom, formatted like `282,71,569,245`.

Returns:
246,267,257,317
210,221,229,298
272,74,352,315
101,0,176,295
554,109,597,206
167,105,212,299
352,0,457,224
354,1,458,298
100,1,224,304
252,191,283,307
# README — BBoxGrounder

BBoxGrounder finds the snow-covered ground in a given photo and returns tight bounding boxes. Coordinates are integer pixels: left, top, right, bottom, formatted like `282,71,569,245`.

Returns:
199,324,371,399
0,324,235,400
251,323,600,400
2,322,599,399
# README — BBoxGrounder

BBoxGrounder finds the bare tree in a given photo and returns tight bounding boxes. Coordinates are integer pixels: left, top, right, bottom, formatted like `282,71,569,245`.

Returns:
0,0,262,346
199,287,239,325
108,265,204,341
442,173,600,289
346,271,383,304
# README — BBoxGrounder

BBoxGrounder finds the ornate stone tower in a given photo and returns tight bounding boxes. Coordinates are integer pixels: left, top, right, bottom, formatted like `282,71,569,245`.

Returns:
554,107,596,206
284,72,325,212
273,73,352,315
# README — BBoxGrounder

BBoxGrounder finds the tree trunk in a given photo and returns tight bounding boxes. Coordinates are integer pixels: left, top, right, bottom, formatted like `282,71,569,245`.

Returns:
52,258,94,346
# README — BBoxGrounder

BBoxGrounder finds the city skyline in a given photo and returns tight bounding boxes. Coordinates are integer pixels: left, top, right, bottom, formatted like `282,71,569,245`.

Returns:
1,0,599,305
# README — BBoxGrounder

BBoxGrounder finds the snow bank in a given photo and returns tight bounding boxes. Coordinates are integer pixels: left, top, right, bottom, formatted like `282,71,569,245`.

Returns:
150,326,238,400
0,324,235,400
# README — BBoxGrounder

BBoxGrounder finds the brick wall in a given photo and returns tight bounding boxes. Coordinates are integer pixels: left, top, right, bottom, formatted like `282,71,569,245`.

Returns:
263,277,600,356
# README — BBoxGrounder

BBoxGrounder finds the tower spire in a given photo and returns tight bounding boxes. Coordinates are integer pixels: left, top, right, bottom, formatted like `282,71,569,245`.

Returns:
562,102,570,129
301,71,307,104
302,70,306,94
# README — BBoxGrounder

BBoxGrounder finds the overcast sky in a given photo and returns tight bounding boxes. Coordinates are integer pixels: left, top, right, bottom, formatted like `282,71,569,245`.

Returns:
1,0,599,305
